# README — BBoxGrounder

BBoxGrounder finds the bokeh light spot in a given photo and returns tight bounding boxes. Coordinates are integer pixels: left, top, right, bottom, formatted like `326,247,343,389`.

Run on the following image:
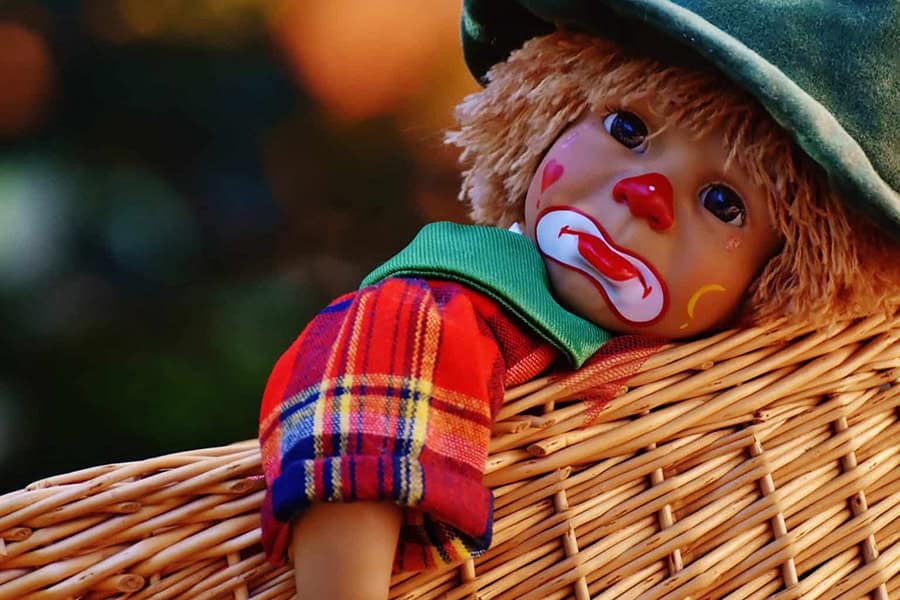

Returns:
271,0,459,121
0,21,55,136
0,160,70,289
101,167,198,284
120,0,167,39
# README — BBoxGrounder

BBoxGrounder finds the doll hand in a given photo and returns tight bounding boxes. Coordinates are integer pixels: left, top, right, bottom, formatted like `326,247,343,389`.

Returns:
291,501,402,600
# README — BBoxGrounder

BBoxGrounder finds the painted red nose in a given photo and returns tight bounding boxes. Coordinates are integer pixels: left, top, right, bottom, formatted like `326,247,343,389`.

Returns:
612,172,675,231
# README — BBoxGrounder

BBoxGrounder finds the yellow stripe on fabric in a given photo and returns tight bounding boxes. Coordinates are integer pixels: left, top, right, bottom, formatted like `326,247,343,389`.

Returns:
259,407,280,434
396,296,423,503
408,284,427,377
332,373,358,502
339,290,371,459
404,378,431,505
406,449,424,505
429,544,447,567
317,288,368,459
430,384,487,413
281,402,317,438
338,375,352,459
406,298,441,505
304,460,315,501
406,292,440,503
330,455,342,502
331,290,374,501
449,537,471,563
408,380,431,454
312,381,326,459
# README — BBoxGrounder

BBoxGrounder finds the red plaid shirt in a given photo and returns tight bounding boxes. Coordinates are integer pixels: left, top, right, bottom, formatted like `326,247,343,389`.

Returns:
258,277,559,571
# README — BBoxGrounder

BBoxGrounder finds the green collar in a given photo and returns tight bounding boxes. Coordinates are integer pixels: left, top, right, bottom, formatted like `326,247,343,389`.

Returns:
361,222,611,367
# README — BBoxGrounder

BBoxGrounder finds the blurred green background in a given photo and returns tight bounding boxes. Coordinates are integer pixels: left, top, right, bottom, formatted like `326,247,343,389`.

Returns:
0,0,476,491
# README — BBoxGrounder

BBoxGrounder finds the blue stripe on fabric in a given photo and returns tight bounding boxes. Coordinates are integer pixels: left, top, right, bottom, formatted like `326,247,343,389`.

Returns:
349,455,356,499
280,388,317,470
355,376,366,457
377,455,385,501
391,455,402,502
329,384,342,465
321,297,353,314
281,434,315,471
401,380,415,447
322,457,334,500
423,516,453,564
280,387,320,422
271,462,313,522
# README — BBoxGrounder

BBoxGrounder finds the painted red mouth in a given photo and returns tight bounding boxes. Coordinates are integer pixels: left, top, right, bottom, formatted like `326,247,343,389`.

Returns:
558,225,651,298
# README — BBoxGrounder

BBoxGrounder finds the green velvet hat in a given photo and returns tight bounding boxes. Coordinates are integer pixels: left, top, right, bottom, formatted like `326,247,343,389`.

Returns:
461,0,900,238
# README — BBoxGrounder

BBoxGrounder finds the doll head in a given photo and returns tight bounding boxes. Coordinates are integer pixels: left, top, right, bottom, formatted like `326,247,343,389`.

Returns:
449,31,900,338
520,93,782,337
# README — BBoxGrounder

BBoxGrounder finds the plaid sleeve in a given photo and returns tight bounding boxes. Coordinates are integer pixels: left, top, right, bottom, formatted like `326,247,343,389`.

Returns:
258,278,512,572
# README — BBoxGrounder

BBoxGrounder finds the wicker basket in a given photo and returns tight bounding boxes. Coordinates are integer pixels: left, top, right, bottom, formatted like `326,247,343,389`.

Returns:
1,313,898,599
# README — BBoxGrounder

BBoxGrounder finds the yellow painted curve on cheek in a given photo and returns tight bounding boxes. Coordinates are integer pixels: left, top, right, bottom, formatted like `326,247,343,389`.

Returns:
679,284,727,329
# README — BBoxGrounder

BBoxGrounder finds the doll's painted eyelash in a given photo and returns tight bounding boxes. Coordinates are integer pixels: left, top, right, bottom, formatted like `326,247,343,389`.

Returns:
700,184,746,227
602,111,649,153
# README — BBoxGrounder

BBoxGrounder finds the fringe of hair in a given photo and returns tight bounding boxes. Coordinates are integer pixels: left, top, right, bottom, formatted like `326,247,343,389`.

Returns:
446,31,900,324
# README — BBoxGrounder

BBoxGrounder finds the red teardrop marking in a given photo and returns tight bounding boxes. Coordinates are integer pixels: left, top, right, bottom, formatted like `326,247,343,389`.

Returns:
541,159,564,193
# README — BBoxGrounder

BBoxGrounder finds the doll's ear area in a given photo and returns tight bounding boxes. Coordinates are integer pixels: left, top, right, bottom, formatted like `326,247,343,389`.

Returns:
749,174,900,325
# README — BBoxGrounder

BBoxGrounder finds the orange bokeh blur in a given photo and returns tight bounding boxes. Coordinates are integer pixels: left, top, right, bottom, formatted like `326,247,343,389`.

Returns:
0,21,55,136
271,0,462,121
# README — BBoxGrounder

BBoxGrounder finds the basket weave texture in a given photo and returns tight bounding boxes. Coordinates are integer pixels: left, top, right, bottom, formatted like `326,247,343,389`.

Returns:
1,314,898,600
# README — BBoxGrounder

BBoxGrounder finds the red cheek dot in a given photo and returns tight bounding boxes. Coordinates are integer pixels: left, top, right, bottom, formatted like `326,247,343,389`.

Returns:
541,159,565,193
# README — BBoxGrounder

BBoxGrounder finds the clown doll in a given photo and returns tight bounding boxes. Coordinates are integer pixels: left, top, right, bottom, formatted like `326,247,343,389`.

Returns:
258,1,900,598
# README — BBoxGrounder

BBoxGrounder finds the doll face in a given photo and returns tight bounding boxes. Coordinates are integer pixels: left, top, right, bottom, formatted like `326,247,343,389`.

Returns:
523,102,781,338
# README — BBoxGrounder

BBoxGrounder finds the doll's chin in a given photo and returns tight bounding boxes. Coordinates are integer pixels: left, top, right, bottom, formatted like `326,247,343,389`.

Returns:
593,310,703,338
547,266,657,333
549,269,631,331
552,276,719,338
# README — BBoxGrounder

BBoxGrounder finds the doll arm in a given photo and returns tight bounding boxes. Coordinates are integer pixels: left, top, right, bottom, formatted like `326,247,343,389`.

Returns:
258,278,525,573
290,501,402,599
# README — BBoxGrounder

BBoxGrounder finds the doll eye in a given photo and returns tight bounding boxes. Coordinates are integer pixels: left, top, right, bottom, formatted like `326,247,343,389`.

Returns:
700,184,746,227
603,111,649,153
